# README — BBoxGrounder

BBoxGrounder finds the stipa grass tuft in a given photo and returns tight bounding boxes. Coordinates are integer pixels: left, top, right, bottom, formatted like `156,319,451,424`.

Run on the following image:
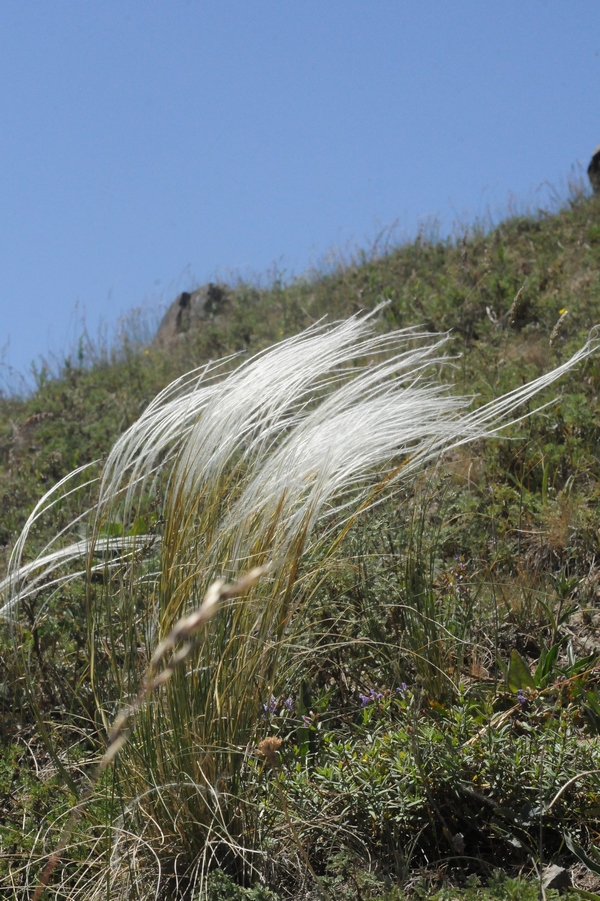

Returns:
2,307,600,899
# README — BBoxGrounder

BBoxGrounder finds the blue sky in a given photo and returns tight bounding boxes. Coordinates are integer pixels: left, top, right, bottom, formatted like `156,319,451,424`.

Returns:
1,1,599,382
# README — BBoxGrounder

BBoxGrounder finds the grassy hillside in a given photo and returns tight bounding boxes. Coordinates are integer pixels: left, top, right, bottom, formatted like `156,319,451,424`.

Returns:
1,189,600,900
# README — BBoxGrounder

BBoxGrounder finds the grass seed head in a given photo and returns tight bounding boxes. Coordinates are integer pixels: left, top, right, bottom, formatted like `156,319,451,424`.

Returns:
507,284,526,325
550,309,569,347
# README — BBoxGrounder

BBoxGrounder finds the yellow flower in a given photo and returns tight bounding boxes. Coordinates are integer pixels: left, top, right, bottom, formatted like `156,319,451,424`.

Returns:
559,308,567,315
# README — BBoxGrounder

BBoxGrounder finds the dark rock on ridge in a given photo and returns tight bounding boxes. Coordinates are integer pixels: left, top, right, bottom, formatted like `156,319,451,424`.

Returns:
588,144,600,194
154,283,230,347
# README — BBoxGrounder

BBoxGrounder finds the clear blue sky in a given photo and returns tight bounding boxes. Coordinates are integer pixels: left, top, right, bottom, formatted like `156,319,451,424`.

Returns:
1,1,599,383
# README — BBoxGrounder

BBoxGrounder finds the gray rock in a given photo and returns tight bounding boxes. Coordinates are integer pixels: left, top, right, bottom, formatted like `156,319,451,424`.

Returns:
542,864,572,894
154,283,230,347
588,144,600,194
451,832,465,853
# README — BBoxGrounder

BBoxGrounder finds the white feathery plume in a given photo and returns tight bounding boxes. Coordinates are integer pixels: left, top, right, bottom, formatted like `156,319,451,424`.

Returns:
95,356,237,518
0,358,232,617
0,310,598,621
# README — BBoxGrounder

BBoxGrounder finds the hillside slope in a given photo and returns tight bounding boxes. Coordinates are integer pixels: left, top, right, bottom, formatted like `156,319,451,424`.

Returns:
1,191,600,899
2,191,600,558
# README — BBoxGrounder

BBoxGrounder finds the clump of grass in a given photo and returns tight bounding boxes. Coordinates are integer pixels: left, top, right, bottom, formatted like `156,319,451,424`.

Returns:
31,566,268,901
2,305,600,898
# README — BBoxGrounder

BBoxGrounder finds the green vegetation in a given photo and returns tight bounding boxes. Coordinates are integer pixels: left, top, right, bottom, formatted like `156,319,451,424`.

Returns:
2,188,600,900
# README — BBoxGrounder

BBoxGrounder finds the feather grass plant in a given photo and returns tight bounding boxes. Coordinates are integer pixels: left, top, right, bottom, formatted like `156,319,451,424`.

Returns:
2,308,599,898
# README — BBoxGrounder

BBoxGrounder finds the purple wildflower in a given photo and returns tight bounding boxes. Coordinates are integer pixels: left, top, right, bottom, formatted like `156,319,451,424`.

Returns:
396,683,407,694
517,689,526,706
262,695,278,715
283,697,294,711
360,687,384,706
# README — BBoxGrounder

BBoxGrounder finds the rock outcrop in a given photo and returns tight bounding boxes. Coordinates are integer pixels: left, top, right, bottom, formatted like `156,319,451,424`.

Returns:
588,144,600,194
153,283,230,347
